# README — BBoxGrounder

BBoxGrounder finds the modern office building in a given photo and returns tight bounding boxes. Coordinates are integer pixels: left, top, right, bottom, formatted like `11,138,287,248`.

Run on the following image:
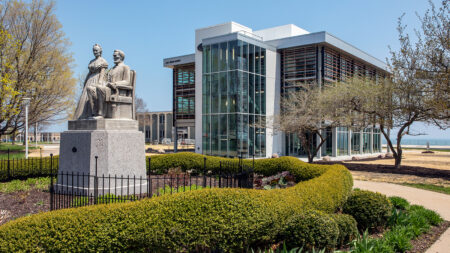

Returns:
164,22,388,158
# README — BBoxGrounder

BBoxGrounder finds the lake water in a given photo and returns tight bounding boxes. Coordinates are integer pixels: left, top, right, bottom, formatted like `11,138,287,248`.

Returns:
382,138,450,146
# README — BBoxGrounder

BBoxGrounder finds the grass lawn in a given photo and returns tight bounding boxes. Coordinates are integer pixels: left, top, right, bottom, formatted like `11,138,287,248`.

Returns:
0,143,39,159
401,183,450,195
0,177,50,193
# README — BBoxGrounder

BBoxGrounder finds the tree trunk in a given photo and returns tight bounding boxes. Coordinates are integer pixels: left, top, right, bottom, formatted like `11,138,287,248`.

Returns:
394,148,402,169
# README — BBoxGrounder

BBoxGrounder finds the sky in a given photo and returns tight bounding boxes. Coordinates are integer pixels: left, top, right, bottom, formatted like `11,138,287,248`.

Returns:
49,0,449,140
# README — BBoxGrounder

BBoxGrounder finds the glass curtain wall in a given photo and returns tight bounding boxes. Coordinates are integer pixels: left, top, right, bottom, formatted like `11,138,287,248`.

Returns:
363,128,372,153
373,128,381,152
337,127,349,156
202,40,266,158
351,129,361,154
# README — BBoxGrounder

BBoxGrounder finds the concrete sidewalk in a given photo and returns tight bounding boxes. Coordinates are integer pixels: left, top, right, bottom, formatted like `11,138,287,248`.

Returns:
353,180,450,253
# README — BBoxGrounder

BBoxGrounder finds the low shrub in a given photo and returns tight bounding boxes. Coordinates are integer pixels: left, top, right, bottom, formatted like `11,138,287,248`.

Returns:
0,157,353,252
0,156,58,181
388,196,410,210
408,205,443,226
330,214,358,247
343,190,392,232
280,210,339,251
348,197,443,253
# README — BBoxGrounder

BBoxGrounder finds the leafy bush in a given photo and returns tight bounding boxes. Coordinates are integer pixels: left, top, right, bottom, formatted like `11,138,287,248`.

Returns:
0,156,58,181
148,153,326,182
330,214,358,247
408,205,443,226
348,196,443,253
280,210,339,251
343,190,392,232
388,196,409,210
0,158,353,252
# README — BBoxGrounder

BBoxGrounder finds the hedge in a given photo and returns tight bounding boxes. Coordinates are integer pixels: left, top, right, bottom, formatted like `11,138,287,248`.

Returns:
343,190,392,232
0,155,353,252
148,152,326,180
0,156,58,181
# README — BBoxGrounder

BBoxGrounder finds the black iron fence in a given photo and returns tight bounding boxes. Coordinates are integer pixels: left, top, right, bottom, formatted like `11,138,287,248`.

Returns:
50,158,254,211
0,150,56,181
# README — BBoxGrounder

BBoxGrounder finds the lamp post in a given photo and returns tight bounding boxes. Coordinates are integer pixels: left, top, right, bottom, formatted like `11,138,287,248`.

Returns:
23,97,31,159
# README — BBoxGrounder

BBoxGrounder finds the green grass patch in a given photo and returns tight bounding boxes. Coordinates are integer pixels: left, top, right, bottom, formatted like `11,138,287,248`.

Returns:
401,183,450,195
0,177,50,193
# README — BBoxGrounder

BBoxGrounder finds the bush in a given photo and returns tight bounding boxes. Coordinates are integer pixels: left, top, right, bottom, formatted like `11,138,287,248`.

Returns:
330,214,358,247
0,157,353,252
389,196,410,210
343,190,392,232
280,210,339,251
0,156,58,181
408,205,443,226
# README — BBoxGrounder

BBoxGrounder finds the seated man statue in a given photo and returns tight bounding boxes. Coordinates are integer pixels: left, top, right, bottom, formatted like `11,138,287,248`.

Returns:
95,49,131,118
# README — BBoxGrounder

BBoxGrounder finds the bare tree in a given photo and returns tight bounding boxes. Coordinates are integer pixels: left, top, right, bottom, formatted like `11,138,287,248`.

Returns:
0,0,77,136
275,84,349,163
135,96,148,113
320,1,449,168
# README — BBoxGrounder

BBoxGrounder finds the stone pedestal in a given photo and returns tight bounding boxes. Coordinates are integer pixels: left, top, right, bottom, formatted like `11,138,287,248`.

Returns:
57,119,147,195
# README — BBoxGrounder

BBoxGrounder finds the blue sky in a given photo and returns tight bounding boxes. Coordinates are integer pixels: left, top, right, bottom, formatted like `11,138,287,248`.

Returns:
50,0,449,139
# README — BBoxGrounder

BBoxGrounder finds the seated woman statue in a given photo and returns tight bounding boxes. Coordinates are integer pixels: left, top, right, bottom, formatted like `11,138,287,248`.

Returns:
73,44,108,119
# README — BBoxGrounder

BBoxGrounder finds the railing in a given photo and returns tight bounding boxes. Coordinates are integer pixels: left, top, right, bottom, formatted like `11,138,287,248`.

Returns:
0,149,56,181
50,157,254,211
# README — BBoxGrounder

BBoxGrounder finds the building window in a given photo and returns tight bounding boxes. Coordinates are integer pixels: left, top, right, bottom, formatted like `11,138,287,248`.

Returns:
337,127,349,156
202,39,266,158
280,46,317,92
351,129,361,154
373,128,381,152
363,128,372,153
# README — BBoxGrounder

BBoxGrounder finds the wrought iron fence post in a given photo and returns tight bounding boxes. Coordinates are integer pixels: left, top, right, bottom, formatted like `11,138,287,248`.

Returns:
7,149,10,179
253,152,255,171
203,157,207,188
148,156,151,175
219,161,222,188
50,153,54,211
94,156,98,204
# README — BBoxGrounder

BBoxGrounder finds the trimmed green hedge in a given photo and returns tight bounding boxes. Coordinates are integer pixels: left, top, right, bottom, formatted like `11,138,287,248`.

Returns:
0,155,353,252
148,152,326,181
0,156,58,181
343,190,392,232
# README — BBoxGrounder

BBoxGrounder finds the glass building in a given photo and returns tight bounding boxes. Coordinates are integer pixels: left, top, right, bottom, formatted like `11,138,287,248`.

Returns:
164,22,388,159
201,40,266,157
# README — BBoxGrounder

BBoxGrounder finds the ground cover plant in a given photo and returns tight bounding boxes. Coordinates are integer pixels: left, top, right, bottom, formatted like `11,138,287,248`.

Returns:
345,196,443,253
0,177,50,193
0,155,353,252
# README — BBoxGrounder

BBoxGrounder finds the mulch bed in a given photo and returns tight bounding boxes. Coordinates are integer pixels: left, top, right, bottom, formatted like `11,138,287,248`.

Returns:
0,189,49,225
317,161,450,180
408,221,450,253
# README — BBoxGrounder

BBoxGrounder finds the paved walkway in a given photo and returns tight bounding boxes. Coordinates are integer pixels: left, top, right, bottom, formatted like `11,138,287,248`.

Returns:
354,180,450,253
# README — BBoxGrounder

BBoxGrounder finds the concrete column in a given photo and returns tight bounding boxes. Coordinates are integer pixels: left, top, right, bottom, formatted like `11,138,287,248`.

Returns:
360,129,364,154
156,114,160,144
332,127,337,157
370,127,374,153
164,113,168,140
348,128,352,156
187,127,191,139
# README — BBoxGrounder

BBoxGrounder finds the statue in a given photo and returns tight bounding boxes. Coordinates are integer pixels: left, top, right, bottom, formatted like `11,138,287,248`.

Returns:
85,49,135,119
73,44,108,119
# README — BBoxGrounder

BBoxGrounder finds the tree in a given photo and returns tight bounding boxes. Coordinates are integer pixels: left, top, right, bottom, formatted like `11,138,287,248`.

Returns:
0,0,77,137
275,84,349,163
320,1,449,169
135,96,148,113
